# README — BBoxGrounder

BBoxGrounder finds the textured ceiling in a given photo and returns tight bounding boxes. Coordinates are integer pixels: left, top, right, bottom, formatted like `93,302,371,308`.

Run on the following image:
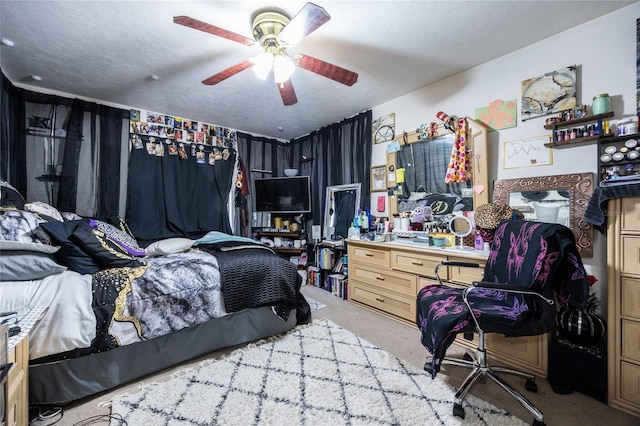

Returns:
0,1,633,140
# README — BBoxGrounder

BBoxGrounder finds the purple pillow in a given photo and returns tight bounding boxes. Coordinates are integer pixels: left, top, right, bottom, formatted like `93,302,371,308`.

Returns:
88,219,145,256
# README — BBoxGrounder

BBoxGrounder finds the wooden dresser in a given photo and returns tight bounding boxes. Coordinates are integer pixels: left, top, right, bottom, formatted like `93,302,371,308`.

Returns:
607,196,640,417
347,240,549,377
4,334,29,426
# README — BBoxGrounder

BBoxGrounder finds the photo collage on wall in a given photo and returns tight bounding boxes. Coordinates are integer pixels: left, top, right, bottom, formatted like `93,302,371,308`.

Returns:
129,109,237,165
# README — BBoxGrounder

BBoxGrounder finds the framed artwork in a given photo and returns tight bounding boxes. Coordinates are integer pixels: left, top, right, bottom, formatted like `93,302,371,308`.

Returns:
521,65,577,121
503,135,552,169
370,165,387,192
372,113,395,144
475,99,517,131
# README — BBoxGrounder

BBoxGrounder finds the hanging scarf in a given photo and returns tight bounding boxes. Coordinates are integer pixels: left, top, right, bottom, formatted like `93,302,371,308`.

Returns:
445,117,471,183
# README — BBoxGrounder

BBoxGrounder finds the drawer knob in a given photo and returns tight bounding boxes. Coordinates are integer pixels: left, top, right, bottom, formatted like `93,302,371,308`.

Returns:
411,260,424,266
365,252,374,257
375,297,385,302
376,275,385,281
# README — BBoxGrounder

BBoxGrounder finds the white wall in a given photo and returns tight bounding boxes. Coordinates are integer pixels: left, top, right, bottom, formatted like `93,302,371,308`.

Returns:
370,3,640,306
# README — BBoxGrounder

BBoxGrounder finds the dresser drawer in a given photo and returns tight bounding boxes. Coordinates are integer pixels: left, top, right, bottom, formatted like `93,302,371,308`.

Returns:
622,277,640,319
455,332,546,377
622,319,640,363
6,336,26,396
622,236,640,275
390,249,444,277
449,257,485,285
621,361,640,406
622,197,640,232
350,263,416,297
348,245,390,267
350,280,416,322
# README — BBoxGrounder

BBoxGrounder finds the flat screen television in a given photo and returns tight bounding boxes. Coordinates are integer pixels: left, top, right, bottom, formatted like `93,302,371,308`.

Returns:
254,176,311,214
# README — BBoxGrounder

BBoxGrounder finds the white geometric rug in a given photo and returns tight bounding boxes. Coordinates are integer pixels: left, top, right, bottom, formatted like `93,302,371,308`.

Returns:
109,319,526,425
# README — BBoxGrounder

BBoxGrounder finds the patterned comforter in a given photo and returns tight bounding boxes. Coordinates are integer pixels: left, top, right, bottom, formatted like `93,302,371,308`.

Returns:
33,241,304,363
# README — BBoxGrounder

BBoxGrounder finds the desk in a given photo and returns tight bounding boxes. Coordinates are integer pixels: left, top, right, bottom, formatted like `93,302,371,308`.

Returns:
3,306,47,426
347,240,548,378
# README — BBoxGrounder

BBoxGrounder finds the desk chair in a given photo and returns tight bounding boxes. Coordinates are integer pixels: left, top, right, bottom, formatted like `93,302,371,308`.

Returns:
416,220,589,426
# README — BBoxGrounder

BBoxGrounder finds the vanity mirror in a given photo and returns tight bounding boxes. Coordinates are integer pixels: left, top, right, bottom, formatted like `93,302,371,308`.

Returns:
387,118,489,216
493,172,594,257
449,214,475,250
323,183,361,239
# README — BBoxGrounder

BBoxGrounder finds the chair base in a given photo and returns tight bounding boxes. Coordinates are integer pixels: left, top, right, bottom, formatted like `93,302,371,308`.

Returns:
425,349,545,425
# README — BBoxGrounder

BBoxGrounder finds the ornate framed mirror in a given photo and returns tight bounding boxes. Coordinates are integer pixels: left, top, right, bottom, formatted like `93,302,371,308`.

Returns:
386,117,489,216
323,183,361,239
492,172,594,257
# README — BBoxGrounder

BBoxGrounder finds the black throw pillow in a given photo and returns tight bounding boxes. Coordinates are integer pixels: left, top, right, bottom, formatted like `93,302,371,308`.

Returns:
40,219,102,274
71,222,142,269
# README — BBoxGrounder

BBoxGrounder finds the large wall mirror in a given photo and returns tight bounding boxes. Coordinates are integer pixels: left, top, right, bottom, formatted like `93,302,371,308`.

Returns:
493,172,594,257
387,118,489,216
323,183,361,239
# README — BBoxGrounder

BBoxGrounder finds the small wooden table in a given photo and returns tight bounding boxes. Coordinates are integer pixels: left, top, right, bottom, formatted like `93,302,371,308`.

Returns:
3,306,47,426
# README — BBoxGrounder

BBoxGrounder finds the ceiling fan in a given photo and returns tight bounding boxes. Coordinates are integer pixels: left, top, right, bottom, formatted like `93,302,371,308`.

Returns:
173,2,358,106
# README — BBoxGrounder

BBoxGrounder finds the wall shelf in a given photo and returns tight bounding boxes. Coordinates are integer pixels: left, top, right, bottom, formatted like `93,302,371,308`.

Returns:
544,135,600,148
544,111,616,148
597,131,640,184
543,111,615,130
27,129,66,139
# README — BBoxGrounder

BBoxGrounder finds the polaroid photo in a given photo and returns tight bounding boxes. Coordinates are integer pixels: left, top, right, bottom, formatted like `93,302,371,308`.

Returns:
196,151,205,164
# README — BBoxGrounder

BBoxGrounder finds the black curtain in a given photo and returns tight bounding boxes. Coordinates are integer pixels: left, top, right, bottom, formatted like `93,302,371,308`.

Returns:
0,71,27,193
57,99,85,213
97,105,125,217
58,100,125,218
234,133,288,237
126,137,236,245
289,110,372,227
0,73,128,217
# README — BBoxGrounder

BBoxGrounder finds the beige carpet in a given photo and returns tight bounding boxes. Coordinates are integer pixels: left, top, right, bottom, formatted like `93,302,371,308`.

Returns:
51,284,638,425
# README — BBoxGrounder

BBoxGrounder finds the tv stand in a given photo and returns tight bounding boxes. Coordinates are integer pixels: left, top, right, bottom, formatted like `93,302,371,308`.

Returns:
254,229,307,268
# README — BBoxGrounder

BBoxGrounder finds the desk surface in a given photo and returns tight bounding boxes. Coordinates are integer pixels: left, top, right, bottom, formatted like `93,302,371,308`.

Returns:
346,238,490,260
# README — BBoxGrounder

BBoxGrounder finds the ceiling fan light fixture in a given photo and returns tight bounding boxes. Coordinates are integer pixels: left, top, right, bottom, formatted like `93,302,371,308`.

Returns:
273,54,295,83
252,52,273,80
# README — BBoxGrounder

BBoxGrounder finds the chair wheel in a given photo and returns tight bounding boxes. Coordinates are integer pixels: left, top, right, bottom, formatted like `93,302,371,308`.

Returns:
525,378,538,393
533,419,545,426
453,403,465,419
463,352,473,362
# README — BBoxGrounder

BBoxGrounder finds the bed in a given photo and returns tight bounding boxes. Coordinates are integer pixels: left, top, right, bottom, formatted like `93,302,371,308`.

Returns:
0,181,309,406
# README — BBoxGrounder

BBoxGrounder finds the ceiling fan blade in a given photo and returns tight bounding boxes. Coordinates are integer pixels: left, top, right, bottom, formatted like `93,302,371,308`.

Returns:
279,2,331,46
173,16,255,46
295,54,358,86
202,59,255,85
277,79,298,106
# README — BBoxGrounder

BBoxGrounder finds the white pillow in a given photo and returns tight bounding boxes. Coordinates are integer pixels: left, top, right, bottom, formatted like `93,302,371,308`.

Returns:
145,238,194,256
24,201,63,221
